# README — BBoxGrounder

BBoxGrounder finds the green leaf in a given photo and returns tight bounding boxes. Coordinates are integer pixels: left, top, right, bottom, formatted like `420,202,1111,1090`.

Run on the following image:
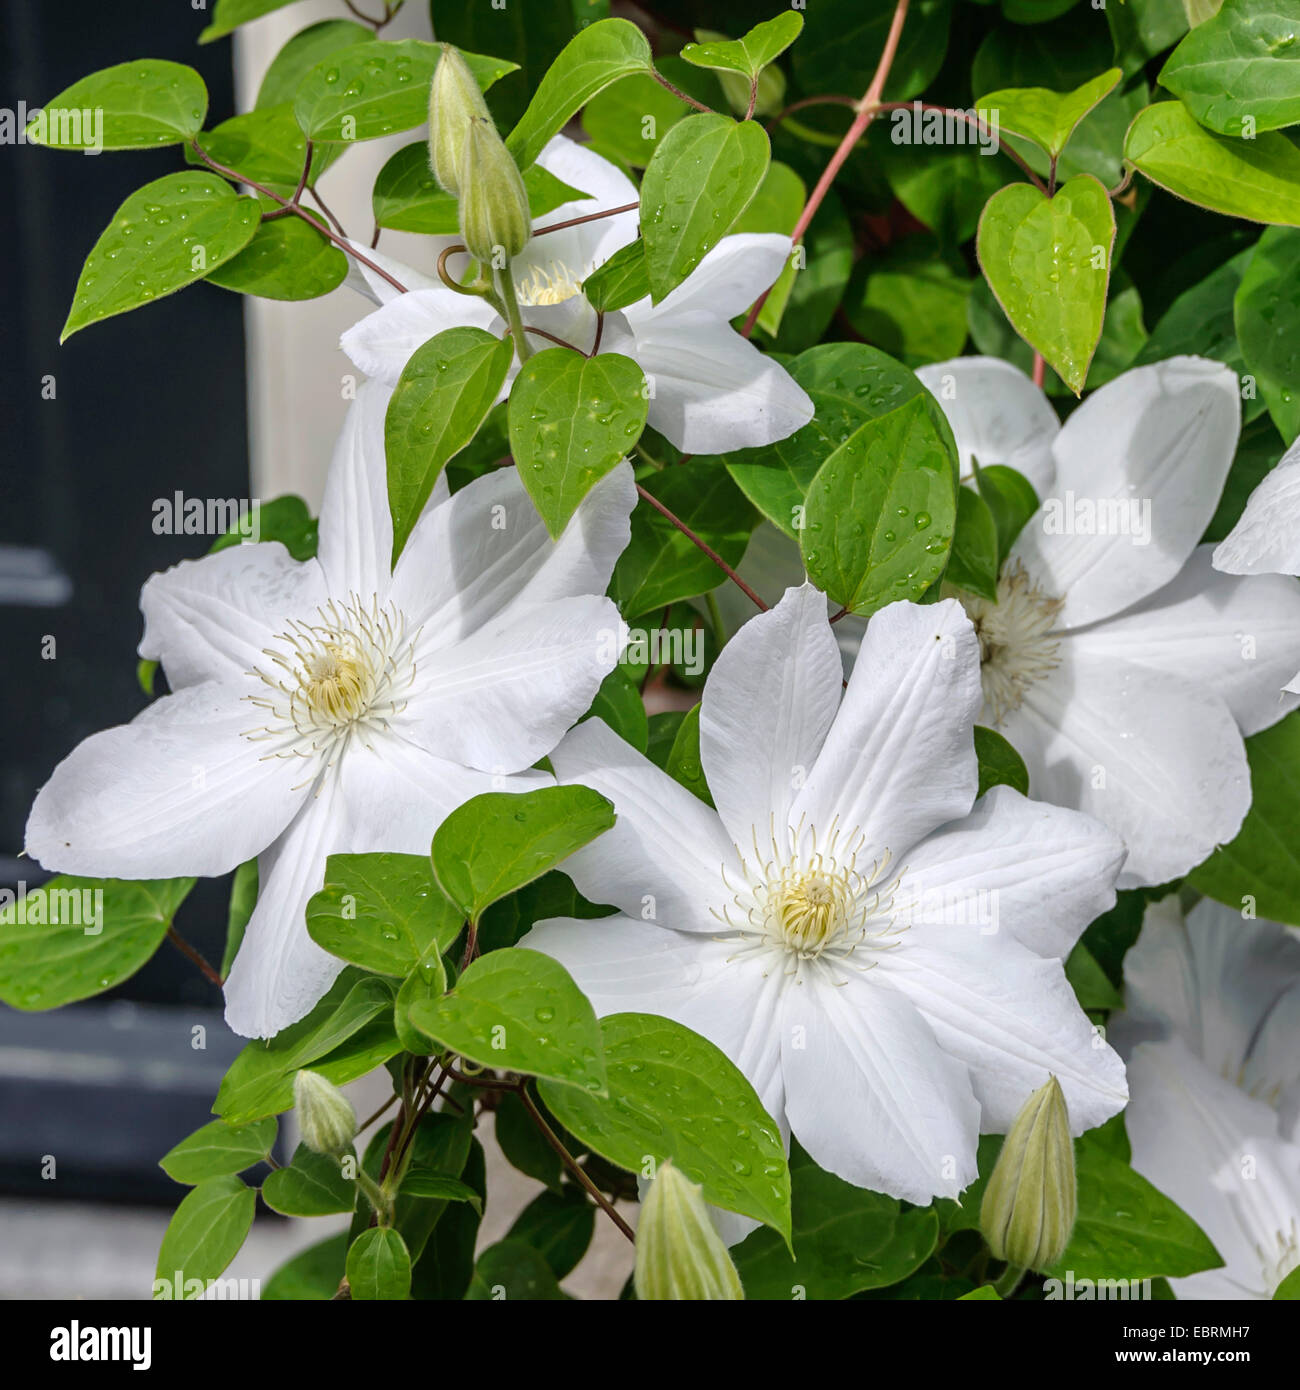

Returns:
723,342,957,541
385,327,514,564
347,1227,411,1300
583,666,649,753
977,175,1115,395
209,494,319,560
666,702,714,807
372,144,584,234
974,463,1040,564
538,1012,791,1240
1275,1264,1300,1298
1190,710,1300,927
154,1176,256,1295
1125,100,1300,225
506,18,654,169
640,113,769,302
306,852,462,977
206,217,347,301
1235,226,1300,445
408,948,607,1094
193,103,339,191
581,239,650,311
730,161,806,335
612,461,758,618
507,348,647,536
1135,249,1252,376
945,485,1000,601
0,876,195,1011
200,0,309,43
394,959,449,1054
263,1144,356,1216
495,1090,564,1191
680,13,804,82
262,1232,348,1300
466,1239,565,1299
975,69,1121,159
430,786,616,925
28,60,207,149
800,395,957,616
847,241,971,368
410,1138,487,1299
732,1145,938,1298
795,0,952,103
1065,940,1125,1011
1045,1145,1222,1281
222,860,258,979
973,725,1030,798
580,69,690,168
400,1171,481,1209
160,1118,275,1185
62,172,260,340
506,1186,595,1279
214,971,397,1123
294,40,517,142
255,20,375,108
1161,0,1300,136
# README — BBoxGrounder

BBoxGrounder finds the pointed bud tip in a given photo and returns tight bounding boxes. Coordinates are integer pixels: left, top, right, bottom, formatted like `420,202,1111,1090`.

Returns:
427,43,491,197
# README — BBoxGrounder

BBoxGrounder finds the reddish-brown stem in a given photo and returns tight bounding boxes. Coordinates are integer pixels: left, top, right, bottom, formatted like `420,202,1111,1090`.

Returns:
190,140,407,295
518,1088,636,1242
635,482,767,610
532,201,640,238
652,70,713,113
167,926,223,987
869,102,1049,194
767,93,859,134
1032,354,1046,387
525,325,585,353
742,0,911,339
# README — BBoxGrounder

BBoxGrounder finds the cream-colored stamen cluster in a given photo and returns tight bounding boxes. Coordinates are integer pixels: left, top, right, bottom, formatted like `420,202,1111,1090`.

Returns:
246,596,417,777
514,259,584,306
957,560,1064,726
715,817,903,978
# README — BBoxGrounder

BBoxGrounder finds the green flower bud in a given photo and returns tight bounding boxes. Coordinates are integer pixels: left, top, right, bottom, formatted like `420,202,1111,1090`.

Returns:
293,1069,357,1157
458,117,532,266
634,1162,744,1300
427,44,490,197
980,1075,1077,1273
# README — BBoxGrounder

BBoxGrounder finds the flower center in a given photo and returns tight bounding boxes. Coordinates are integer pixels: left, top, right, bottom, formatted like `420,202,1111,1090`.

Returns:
514,259,583,307
954,560,1064,726
246,596,417,775
716,819,903,973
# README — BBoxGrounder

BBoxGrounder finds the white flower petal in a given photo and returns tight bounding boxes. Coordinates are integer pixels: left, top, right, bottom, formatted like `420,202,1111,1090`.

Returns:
1214,436,1300,576
315,379,398,600
523,134,640,277
25,681,305,879
779,972,980,1202
627,233,794,324
1014,357,1241,628
897,784,1125,959
877,924,1128,1133
1078,546,1300,735
340,286,499,386
342,238,445,307
700,583,842,845
629,312,814,453
390,460,635,647
790,598,981,863
399,595,623,773
1005,641,1250,888
549,718,736,932
1126,1039,1300,1300
914,355,1058,496
139,543,328,690
521,912,787,1142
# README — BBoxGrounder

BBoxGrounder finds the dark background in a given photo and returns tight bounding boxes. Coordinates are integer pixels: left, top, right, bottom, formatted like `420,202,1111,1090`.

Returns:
1,1,252,1202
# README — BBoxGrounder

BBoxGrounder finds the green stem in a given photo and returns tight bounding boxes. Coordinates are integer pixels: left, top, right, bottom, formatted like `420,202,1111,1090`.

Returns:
496,262,534,365
993,1263,1026,1298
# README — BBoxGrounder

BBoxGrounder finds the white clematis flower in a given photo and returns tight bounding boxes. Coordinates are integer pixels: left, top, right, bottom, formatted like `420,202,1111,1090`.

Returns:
340,135,814,455
1113,897,1300,1298
24,381,635,1040
522,584,1128,1205
916,354,1300,888
1213,434,1300,693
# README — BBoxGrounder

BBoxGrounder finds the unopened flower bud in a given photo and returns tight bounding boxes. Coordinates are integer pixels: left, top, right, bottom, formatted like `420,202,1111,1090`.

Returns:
427,44,490,197
458,117,532,266
293,1069,357,1157
634,1161,744,1300
980,1074,1077,1272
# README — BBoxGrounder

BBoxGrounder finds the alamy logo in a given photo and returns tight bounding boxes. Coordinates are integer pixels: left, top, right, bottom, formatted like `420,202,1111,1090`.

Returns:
0,881,102,935
1041,491,1151,546
152,492,261,540
889,101,1000,155
1043,1271,1153,1300
0,103,103,153
49,1322,151,1370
